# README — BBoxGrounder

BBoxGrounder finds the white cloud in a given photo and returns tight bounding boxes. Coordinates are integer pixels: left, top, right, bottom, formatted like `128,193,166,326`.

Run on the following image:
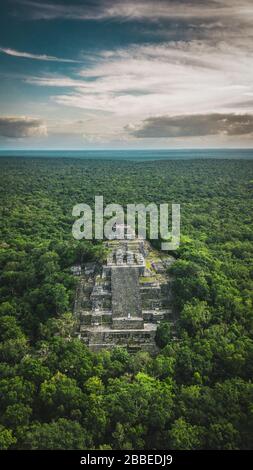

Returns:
15,1,253,22
25,76,86,87
32,41,252,121
0,47,79,63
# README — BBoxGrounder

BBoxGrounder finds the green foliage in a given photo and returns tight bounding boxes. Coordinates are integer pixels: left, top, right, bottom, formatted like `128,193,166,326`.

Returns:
2,404,32,429
180,300,212,334
155,322,173,348
0,425,17,449
20,418,89,450
39,372,83,419
169,418,204,450
0,157,253,449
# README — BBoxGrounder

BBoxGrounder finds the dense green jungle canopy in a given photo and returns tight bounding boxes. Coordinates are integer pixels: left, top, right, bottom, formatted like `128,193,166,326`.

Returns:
0,157,253,450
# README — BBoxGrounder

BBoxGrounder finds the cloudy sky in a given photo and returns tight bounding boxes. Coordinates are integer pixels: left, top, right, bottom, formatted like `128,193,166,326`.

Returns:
1,0,253,149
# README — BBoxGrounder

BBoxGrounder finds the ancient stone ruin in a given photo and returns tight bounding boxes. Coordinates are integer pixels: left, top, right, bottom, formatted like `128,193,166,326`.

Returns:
74,228,175,353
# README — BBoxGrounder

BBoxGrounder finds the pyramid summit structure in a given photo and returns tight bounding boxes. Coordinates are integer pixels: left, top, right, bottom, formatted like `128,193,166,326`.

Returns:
74,229,175,353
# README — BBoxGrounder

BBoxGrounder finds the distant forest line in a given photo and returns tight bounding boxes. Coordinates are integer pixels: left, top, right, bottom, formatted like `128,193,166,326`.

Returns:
1,148,253,161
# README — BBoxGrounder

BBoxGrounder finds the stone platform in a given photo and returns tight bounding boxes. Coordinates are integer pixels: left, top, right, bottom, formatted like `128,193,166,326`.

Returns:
79,323,157,353
74,234,174,353
111,266,142,318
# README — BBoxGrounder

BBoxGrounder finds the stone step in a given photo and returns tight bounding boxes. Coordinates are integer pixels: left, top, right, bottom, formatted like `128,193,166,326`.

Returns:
111,266,142,318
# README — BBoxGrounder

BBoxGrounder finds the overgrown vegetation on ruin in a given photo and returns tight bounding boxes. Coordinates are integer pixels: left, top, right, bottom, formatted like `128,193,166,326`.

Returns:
0,157,253,449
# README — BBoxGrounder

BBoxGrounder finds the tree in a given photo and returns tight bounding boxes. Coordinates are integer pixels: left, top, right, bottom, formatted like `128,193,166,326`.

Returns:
180,300,212,335
39,337,93,382
0,336,28,364
18,357,50,386
0,315,24,341
20,419,89,450
2,403,32,429
0,376,34,412
0,425,17,450
82,376,107,443
169,260,210,309
0,302,16,317
155,322,173,348
168,418,204,450
207,422,239,450
39,372,83,419
40,312,75,340
150,355,175,380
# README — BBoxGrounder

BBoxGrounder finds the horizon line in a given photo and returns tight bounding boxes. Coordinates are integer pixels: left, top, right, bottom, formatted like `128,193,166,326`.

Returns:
1,147,253,152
